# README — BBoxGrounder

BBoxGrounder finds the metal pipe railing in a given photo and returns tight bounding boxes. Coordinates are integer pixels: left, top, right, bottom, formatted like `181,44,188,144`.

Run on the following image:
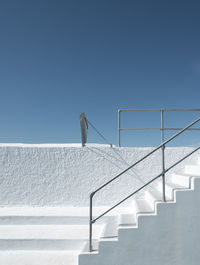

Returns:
89,116,200,252
91,145,200,224
119,108,200,111
118,108,200,147
119,128,200,131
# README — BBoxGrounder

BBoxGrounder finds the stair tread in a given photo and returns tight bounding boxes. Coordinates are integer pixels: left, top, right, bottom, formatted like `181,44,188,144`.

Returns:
147,188,171,201
0,225,103,239
186,164,200,167
0,215,90,225
135,199,153,214
185,165,200,176
101,213,136,239
80,240,99,253
166,182,188,190
118,213,136,225
0,206,130,217
172,172,191,177
0,250,78,265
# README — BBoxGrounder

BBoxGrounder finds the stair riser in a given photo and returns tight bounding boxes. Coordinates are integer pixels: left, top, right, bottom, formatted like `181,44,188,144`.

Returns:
132,199,153,215
98,240,118,254
185,165,200,176
157,183,174,199
144,191,159,210
0,239,88,250
170,174,190,187
0,216,89,225
0,252,78,265
118,214,136,226
101,217,117,238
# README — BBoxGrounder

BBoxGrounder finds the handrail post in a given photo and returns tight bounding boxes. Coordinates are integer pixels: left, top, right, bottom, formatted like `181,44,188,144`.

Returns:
118,110,121,147
161,110,166,202
162,144,166,202
90,114,200,230
89,192,94,252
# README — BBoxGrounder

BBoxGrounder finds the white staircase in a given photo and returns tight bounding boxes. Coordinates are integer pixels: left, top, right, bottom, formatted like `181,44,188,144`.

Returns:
0,206,131,265
1,159,200,265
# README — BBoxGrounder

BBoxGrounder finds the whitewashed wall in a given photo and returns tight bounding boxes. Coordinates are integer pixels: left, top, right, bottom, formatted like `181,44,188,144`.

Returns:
0,144,199,206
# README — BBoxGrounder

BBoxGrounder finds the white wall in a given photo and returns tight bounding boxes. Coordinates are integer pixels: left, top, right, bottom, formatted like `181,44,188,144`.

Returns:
0,144,199,206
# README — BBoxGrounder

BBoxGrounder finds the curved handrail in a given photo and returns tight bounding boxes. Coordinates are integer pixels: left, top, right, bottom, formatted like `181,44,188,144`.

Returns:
89,116,200,252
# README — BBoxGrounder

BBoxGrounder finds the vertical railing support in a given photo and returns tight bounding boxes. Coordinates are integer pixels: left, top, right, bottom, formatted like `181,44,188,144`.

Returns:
162,144,166,202
89,192,94,252
118,110,121,147
161,110,166,202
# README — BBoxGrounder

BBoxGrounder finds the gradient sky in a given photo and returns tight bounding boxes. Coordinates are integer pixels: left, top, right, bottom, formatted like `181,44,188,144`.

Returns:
0,0,200,146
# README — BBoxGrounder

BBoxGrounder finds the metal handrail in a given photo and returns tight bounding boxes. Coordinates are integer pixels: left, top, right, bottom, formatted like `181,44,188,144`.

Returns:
89,116,200,252
120,128,200,131
119,108,200,111
118,108,200,147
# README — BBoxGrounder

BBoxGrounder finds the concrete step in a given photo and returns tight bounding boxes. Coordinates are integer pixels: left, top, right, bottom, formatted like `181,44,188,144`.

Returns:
101,209,136,238
100,216,118,238
0,207,89,225
184,165,200,176
0,250,79,265
0,207,129,225
145,188,171,209
0,225,103,250
169,173,191,187
81,239,99,253
118,213,136,227
157,182,188,199
133,199,154,216
0,215,90,225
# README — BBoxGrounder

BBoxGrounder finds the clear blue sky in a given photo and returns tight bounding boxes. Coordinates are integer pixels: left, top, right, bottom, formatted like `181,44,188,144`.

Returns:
0,0,200,146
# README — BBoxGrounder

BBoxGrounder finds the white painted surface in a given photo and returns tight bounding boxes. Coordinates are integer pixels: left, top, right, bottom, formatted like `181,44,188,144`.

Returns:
79,164,200,265
0,144,199,206
1,157,200,264
0,225,102,240
0,251,79,265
